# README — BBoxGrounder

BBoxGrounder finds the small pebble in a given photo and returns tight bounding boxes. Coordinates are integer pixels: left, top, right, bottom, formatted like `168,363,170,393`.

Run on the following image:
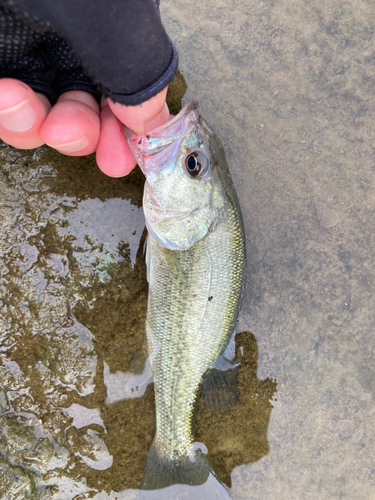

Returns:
339,420,355,438
315,201,339,228
200,20,220,37
233,107,247,125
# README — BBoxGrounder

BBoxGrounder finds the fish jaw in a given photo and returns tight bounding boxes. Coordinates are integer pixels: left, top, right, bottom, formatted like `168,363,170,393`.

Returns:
125,102,200,176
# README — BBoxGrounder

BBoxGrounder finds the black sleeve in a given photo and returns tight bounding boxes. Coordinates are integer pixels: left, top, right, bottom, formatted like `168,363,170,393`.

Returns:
0,0,178,105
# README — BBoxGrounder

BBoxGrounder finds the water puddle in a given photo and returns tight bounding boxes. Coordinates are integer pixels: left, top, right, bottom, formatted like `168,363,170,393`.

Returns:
0,141,276,499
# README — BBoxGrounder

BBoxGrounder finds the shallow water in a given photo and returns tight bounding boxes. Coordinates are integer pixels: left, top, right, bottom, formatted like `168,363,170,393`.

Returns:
1,0,375,498
0,142,276,498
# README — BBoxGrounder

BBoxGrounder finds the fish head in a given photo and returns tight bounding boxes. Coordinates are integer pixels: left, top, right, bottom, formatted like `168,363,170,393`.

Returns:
125,103,225,251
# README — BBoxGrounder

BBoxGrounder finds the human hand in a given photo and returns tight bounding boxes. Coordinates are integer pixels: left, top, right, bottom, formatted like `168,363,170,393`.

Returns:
0,79,169,177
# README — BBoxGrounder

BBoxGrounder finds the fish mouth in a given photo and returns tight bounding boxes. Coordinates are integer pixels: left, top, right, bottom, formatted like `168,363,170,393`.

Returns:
138,101,198,145
124,102,200,173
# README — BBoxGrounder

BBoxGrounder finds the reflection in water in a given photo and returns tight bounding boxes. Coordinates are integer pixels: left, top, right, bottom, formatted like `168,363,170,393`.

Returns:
0,143,148,498
64,404,106,431
104,358,154,404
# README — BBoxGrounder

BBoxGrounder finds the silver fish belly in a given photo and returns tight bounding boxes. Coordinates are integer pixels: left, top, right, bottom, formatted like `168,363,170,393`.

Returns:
125,102,246,499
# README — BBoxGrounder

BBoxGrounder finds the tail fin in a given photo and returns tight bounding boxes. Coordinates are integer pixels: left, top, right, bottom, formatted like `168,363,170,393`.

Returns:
138,442,232,500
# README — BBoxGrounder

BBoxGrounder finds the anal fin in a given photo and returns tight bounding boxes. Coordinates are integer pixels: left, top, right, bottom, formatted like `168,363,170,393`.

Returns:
202,365,239,411
203,330,240,411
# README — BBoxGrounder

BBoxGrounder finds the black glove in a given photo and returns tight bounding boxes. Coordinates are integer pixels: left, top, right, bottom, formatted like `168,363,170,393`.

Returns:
0,0,178,106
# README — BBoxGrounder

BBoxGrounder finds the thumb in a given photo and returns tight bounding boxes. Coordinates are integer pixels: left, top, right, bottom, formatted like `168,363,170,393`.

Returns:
108,87,169,135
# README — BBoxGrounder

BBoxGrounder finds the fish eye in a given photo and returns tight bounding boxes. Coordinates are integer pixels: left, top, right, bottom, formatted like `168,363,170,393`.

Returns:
184,151,209,178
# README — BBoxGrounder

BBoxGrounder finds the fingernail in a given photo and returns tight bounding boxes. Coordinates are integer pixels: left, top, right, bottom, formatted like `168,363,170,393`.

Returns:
46,136,89,153
0,99,37,132
144,103,170,133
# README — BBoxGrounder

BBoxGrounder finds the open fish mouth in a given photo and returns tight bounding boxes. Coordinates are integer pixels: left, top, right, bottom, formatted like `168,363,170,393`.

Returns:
131,102,198,155
124,102,201,175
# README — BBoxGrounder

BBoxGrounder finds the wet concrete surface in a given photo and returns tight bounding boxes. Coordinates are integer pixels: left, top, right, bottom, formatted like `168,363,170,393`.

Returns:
1,0,375,498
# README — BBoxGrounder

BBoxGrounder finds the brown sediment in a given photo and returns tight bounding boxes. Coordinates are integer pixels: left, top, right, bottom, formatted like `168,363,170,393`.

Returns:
166,70,188,116
196,331,277,487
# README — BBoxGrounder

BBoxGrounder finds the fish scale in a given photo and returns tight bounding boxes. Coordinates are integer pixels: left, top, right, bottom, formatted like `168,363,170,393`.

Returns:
147,187,245,458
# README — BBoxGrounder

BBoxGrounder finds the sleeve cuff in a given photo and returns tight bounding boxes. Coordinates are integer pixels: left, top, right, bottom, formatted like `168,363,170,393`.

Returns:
98,41,179,106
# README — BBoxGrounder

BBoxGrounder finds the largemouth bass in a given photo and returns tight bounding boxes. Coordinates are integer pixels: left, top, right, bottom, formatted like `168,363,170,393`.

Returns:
125,102,246,499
